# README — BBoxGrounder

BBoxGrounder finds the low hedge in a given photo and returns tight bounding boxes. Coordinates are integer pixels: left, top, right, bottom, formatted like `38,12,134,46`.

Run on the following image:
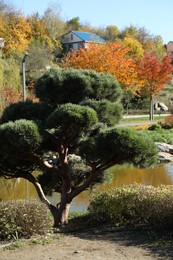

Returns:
88,185,173,230
0,200,53,241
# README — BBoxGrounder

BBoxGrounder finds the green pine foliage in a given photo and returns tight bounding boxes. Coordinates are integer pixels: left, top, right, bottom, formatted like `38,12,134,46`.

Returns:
80,127,158,168
0,119,42,152
35,68,122,105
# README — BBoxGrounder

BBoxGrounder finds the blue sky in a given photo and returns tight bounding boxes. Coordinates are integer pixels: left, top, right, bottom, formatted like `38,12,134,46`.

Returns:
11,0,173,44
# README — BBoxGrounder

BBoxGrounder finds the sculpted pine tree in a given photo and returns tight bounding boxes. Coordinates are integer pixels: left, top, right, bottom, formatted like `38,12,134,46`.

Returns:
0,68,158,226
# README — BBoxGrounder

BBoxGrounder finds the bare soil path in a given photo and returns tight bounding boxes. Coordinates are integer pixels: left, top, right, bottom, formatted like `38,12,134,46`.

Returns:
1,226,173,260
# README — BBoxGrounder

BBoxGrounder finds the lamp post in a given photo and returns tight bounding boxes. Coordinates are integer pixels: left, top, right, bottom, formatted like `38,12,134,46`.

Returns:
22,53,28,199
22,53,28,102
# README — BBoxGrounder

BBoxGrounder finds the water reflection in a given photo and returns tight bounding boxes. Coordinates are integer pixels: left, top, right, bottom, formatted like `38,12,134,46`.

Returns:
1,164,173,212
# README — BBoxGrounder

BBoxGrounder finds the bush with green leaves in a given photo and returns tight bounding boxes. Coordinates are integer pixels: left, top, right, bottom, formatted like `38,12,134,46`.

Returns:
88,185,173,230
144,128,173,145
0,200,53,241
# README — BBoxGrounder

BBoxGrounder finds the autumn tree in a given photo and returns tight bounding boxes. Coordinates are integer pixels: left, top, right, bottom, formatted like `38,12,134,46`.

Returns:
42,3,67,50
104,25,120,42
0,56,22,113
143,36,166,59
137,52,173,120
26,40,52,81
152,36,166,58
123,37,144,58
66,16,81,31
120,25,166,58
0,13,32,56
120,25,138,40
27,13,48,44
0,68,158,226
61,42,144,94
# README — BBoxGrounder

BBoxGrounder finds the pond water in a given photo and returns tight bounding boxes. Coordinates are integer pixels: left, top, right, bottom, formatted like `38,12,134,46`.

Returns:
1,164,173,212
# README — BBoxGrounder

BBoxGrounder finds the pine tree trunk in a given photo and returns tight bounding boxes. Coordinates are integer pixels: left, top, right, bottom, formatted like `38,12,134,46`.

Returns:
56,202,71,226
28,176,72,227
49,203,71,227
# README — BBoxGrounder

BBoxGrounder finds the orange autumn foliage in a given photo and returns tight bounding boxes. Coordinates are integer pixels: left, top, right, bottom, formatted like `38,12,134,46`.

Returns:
137,52,173,98
0,86,21,112
61,42,144,94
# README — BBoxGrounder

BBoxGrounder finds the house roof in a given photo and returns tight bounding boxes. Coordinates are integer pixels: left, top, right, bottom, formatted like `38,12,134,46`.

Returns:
72,31,106,43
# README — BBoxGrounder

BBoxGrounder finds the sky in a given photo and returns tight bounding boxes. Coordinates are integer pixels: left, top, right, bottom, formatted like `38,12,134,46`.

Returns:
10,0,173,44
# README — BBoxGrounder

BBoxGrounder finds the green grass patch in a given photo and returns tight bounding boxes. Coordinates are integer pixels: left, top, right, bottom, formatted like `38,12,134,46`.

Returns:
119,115,167,124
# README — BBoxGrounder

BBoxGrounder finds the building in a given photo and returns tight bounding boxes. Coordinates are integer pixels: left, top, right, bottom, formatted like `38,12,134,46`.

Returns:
166,41,173,54
166,41,173,62
61,31,106,53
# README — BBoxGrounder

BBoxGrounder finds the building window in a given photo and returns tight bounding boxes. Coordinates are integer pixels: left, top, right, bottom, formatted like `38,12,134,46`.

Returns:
71,34,73,41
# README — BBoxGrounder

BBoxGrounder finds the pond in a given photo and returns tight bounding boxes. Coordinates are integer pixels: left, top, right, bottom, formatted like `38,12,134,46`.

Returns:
1,164,173,212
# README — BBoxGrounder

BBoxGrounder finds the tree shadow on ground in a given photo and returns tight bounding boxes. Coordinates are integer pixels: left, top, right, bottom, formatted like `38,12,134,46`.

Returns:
62,225,173,259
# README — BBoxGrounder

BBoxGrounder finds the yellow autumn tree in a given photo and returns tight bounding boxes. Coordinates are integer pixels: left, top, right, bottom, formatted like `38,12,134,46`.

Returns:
1,13,32,55
27,13,48,44
123,37,144,58
61,42,144,94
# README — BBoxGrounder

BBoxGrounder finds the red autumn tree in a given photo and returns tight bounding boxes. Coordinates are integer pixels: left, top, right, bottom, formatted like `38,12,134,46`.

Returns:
137,52,173,120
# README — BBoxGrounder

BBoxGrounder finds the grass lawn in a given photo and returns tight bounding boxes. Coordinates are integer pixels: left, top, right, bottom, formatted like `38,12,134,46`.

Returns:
119,114,169,124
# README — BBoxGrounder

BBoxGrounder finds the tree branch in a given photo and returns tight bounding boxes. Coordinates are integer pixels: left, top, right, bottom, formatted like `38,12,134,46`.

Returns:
69,155,128,200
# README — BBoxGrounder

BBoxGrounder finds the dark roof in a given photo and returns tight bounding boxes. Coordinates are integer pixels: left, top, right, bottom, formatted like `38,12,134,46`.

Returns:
167,41,173,45
72,31,106,43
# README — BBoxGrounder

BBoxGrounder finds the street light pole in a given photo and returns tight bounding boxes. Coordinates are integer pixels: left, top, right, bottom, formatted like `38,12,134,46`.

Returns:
22,53,28,102
22,53,28,199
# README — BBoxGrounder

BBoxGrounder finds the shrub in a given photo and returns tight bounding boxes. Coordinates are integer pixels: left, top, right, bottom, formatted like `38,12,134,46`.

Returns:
162,114,173,129
131,124,150,131
144,129,173,145
88,185,173,230
148,124,162,131
0,200,53,241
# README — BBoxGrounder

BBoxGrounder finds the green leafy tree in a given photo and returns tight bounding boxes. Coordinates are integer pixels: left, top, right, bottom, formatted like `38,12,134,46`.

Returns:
104,25,120,42
26,40,52,83
66,16,81,31
120,25,138,39
0,68,158,226
42,3,67,50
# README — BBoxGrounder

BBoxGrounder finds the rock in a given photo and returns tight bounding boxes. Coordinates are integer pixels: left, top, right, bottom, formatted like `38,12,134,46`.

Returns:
156,142,173,162
154,102,160,110
158,152,173,162
155,142,173,154
159,102,168,111
154,102,168,111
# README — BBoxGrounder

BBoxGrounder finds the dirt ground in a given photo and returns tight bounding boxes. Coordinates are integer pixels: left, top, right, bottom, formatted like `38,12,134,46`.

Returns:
1,226,173,260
